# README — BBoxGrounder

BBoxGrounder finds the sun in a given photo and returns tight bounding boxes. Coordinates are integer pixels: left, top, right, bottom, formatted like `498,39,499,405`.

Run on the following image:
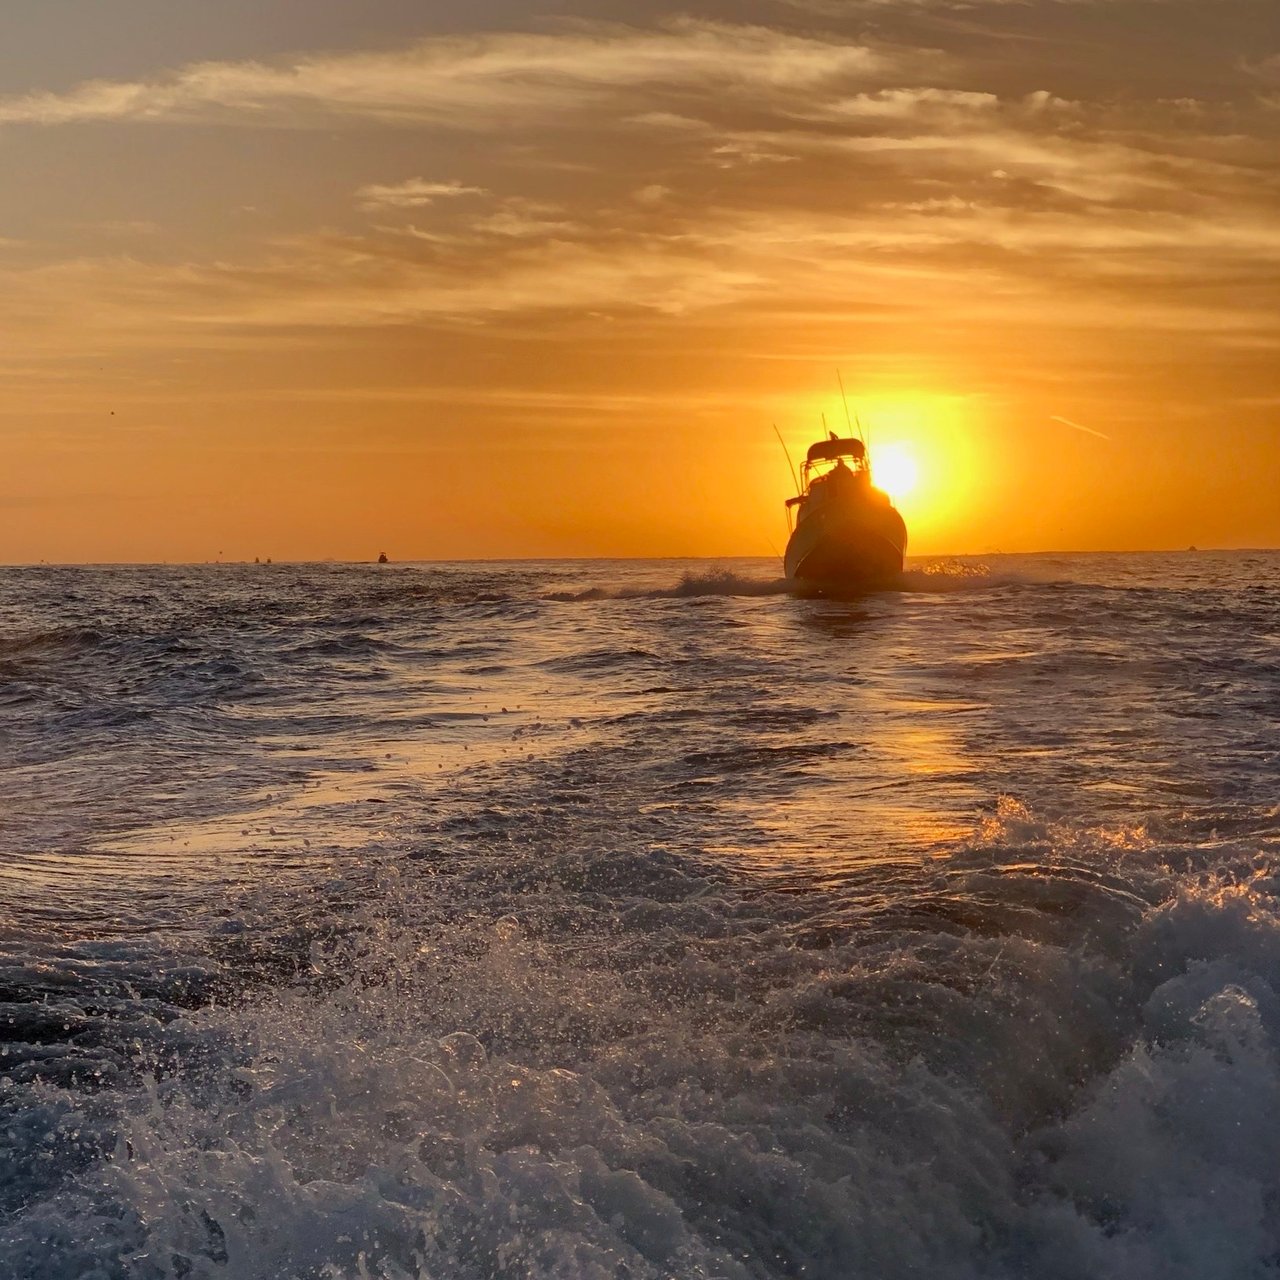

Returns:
871,442,919,502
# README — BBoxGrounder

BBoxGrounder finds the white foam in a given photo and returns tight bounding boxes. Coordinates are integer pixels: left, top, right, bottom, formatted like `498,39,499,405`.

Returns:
9,832,1280,1278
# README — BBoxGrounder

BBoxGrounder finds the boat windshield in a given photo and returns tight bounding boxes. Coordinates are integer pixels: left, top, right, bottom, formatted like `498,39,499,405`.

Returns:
801,445,868,495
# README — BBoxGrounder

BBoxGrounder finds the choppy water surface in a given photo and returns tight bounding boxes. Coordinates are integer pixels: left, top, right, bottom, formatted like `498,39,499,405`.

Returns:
2,553,1280,1279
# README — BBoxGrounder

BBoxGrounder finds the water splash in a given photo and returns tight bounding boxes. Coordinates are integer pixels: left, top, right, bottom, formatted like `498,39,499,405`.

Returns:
546,569,790,602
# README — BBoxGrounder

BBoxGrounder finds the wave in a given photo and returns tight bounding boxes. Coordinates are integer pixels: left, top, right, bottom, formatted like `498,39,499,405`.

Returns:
0,625,105,661
896,562,1017,593
9,817,1280,1279
546,570,792,602
4,557,1279,1277
647,571,792,600
549,565,1026,603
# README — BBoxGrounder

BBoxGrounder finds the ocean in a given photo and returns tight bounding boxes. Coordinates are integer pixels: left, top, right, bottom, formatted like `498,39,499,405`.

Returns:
2,552,1279,1279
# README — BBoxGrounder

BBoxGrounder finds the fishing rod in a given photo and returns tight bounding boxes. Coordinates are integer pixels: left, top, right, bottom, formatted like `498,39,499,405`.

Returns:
773,422,800,496
837,369,865,445
764,533,785,572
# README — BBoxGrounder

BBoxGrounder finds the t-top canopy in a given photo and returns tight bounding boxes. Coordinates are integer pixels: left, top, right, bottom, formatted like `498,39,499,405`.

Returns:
806,437,865,465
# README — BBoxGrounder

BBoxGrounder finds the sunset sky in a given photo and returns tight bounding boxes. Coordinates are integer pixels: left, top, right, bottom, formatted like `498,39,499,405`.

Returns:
1,0,1277,562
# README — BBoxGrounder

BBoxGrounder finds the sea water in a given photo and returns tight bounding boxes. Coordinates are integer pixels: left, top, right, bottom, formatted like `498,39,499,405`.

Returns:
2,553,1279,1279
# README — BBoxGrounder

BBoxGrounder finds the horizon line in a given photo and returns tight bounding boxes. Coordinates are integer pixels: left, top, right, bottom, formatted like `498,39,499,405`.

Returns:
1,546,1276,569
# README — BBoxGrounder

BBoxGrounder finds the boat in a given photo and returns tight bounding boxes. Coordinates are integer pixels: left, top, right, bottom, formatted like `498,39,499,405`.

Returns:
783,434,907,589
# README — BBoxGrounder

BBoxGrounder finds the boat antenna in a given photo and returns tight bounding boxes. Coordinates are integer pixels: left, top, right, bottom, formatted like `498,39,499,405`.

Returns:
837,370,865,444
773,423,800,496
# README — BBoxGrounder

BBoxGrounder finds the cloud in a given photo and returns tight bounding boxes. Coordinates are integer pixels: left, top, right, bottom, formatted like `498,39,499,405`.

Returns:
472,200,582,239
0,18,1272,376
684,203,1280,281
0,21,906,131
0,230,766,352
355,179,486,211
1050,415,1111,440
710,137,799,167
1249,54,1280,107
777,0,1199,9
818,87,1004,121
693,88,1273,209
4,178,1275,359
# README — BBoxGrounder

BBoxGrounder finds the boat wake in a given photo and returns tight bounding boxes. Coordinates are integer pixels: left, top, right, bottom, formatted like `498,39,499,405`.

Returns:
548,563,1030,604
895,563,1019,593
9,802,1280,1280
6,555,1280,1278
546,571,792,602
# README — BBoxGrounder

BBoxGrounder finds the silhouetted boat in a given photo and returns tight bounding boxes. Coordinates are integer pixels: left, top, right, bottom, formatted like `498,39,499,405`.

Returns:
377,552,389,564
783,434,907,589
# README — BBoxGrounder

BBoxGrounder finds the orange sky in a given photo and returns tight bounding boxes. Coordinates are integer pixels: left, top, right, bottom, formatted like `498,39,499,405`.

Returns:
0,1,1277,562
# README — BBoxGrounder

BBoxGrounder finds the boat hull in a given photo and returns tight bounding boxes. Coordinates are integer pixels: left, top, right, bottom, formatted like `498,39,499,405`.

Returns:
784,502,906,589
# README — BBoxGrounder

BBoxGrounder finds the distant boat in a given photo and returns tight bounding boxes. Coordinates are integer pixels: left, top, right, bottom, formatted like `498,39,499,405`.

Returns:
783,434,907,589
377,552,389,564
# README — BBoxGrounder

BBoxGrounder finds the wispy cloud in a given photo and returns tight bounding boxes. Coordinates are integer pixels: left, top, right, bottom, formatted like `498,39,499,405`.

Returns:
1050,414,1111,440
4,186,1276,355
355,179,485,211
0,21,908,131
0,15,1273,382
778,0,1201,10
472,199,582,239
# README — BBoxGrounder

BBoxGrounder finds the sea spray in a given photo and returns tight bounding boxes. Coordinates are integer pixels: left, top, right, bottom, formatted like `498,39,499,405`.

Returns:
3,554,1280,1277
